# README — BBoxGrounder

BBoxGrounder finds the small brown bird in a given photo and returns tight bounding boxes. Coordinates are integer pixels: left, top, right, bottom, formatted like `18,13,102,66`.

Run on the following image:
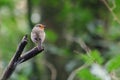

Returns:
31,24,46,50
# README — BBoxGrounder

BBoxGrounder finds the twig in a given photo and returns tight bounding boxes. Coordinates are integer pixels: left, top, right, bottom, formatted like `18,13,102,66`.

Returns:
110,71,119,80
101,0,120,24
74,38,91,57
67,63,89,80
1,35,44,80
111,0,116,10
68,38,96,80
67,38,91,80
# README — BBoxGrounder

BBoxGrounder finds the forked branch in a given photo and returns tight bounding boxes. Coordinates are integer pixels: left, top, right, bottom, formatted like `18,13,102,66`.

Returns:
1,35,44,80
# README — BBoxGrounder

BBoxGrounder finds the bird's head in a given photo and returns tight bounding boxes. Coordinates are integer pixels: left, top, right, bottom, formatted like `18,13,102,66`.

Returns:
35,24,45,30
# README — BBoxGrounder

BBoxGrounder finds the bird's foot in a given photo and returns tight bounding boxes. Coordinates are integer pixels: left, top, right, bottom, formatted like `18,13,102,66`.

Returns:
37,46,44,50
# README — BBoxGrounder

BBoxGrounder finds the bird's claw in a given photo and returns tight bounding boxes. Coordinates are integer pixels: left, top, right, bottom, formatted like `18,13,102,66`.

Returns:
37,46,44,50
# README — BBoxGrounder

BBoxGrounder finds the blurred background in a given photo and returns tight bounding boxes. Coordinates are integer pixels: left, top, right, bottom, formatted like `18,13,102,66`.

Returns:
0,0,120,80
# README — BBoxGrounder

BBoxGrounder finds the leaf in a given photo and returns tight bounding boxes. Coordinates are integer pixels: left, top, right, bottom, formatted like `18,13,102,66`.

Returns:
77,68,100,80
81,50,104,64
90,50,104,64
106,54,120,72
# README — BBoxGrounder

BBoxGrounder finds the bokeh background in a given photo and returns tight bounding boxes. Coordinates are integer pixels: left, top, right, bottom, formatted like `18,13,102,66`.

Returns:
0,0,120,80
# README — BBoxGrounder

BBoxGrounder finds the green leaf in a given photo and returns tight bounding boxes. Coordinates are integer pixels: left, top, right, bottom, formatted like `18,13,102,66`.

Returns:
81,50,104,64
106,54,120,72
77,68,100,80
81,54,94,65
90,50,104,64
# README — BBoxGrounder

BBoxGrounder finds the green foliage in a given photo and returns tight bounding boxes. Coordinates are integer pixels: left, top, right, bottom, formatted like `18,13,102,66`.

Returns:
1,0,120,79
0,0,28,64
111,0,120,19
81,50,104,64
57,1,71,21
0,0,14,7
106,54,120,72
75,50,105,80
31,0,40,6
77,68,100,80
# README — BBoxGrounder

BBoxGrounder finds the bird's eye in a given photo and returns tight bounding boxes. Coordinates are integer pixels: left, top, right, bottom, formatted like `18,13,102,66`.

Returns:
39,25,41,27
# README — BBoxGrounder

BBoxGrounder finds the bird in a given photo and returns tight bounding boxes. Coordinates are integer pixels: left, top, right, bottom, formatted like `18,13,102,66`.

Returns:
31,24,46,50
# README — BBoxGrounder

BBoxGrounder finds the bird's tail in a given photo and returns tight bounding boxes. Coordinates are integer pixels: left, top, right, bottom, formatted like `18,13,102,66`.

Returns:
38,39,42,50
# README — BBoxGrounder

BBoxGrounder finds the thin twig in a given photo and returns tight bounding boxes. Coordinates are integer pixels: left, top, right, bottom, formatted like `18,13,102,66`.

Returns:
67,38,97,80
74,38,91,57
111,0,116,10
1,35,28,80
101,0,120,24
67,63,89,80
67,38,91,80
110,71,119,80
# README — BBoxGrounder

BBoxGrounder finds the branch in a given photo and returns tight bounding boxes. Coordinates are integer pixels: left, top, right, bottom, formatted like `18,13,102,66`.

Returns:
1,35,28,80
18,47,44,63
0,35,44,80
74,38,91,57
101,0,120,24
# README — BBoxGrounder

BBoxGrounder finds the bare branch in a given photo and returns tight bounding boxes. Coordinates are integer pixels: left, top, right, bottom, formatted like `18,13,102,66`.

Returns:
74,38,91,57
110,71,119,80
0,35,44,80
1,35,28,80
18,47,44,64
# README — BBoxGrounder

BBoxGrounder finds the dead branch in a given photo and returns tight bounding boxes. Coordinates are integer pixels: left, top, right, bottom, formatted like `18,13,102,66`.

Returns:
1,35,44,80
